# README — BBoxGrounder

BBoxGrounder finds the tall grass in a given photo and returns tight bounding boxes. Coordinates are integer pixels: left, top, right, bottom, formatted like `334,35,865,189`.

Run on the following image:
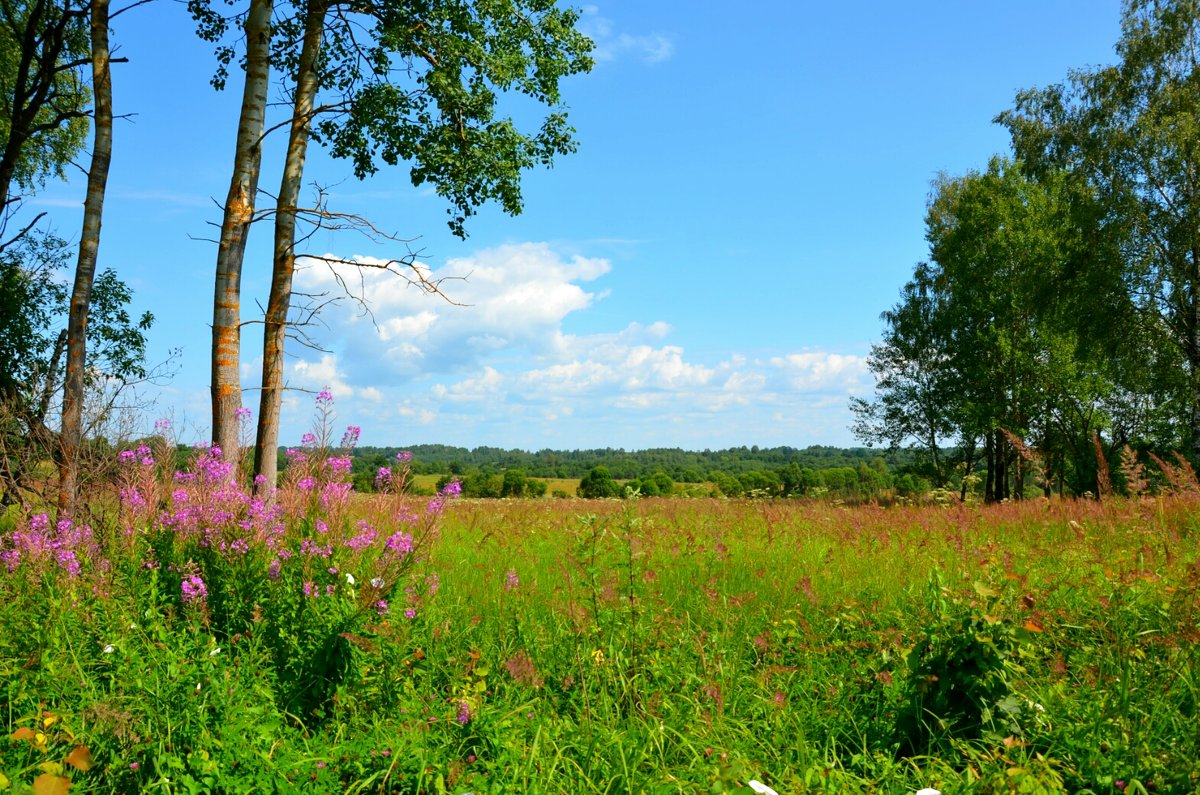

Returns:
2,412,1198,792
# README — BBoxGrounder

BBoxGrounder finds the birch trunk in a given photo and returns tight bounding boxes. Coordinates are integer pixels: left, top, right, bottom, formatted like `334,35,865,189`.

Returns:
211,0,272,465
254,0,325,492
56,0,110,518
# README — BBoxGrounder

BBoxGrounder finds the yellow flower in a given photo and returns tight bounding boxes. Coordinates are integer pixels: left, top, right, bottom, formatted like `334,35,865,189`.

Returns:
591,648,605,666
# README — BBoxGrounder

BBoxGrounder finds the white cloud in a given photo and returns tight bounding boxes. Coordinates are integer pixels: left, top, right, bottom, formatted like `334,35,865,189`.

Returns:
580,6,675,64
273,242,872,449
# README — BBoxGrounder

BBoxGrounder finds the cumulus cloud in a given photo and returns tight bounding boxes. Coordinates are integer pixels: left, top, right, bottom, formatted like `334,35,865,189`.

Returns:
277,242,873,449
293,242,611,381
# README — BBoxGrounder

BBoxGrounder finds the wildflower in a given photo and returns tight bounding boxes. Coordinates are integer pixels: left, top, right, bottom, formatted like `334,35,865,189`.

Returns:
749,782,779,795
370,577,385,588
375,600,389,616
209,647,222,657
154,418,172,432
916,790,942,795
129,762,140,772
456,700,471,725
426,572,440,595
384,530,412,556
345,572,356,586
316,389,334,404
404,608,417,620
396,450,413,463
181,574,208,605
103,644,115,654
375,467,393,490
267,559,282,580
504,569,519,590
591,648,605,666
301,432,318,446
118,449,136,464
235,406,252,421
341,425,361,448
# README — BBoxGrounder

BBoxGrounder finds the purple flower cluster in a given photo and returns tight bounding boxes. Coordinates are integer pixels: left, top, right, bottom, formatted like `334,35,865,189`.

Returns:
1,514,99,580
181,573,208,605
384,530,413,557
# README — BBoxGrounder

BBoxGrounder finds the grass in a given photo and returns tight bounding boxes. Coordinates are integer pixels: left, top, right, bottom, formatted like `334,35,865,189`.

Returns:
3,462,1199,793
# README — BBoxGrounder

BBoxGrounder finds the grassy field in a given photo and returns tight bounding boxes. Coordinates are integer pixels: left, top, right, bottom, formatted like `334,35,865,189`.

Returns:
2,457,1198,792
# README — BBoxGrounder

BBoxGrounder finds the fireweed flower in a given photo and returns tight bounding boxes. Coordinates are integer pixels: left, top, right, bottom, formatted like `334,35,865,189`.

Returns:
395,451,413,463
341,425,361,449
504,569,520,590
374,600,389,616
455,700,472,724
235,406,252,421
301,432,318,447
384,530,413,557
375,467,393,490
426,573,440,596
345,520,377,552
404,608,417,620
316,389,334,405
181,574,208,605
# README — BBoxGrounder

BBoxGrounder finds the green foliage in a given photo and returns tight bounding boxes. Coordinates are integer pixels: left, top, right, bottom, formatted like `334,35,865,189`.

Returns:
896,573,1032,755
0,0,90,199
577,465,620,498
0,232,154,505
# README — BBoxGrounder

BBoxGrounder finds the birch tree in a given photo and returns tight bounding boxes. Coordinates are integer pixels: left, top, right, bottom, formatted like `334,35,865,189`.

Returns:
251,0,593,489
56,0,110,517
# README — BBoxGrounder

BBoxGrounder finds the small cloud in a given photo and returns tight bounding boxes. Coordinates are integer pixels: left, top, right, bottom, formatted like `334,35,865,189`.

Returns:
581,6,674,64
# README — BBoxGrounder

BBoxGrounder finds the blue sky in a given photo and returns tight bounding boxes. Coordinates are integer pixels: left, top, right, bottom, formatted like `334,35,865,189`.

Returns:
29,1,1123,451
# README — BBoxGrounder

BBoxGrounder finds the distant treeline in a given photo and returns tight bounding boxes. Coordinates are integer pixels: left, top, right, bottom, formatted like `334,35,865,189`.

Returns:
336,444,930,499
350,444,918,482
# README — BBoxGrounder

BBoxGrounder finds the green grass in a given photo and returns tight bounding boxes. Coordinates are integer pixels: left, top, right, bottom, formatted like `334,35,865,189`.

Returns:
3,492,1199,793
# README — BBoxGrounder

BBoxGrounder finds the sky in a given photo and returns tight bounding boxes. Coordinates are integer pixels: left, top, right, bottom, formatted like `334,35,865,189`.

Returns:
26,0,1126,452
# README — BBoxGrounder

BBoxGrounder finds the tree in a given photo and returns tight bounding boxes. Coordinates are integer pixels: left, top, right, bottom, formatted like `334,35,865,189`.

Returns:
0,232,152,508
851,262,958,487
998,0,1200,460
251,0,594,489
57,0,111,517
196,0,273,463
0,0,90,240
577,465,619,499
856,159,1126,500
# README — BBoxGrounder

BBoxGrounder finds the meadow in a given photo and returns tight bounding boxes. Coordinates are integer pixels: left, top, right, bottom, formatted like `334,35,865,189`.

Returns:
2,420,1199,793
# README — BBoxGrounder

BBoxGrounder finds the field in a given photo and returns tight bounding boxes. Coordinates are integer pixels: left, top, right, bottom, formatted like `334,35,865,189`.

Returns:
2,449,1199,793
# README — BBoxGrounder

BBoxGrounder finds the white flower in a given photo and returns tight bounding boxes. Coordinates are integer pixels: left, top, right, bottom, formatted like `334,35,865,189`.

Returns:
749,781,779,795
209,647,222,657
102,644,115,654
370,577,384,588
916,789,942,795
345,573,356,586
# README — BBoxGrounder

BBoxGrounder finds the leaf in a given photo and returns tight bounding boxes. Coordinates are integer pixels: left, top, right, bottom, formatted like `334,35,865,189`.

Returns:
973,582,999,599
64,745,92,772
12,727,37,742
32,773,70,795
0,771,10,790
